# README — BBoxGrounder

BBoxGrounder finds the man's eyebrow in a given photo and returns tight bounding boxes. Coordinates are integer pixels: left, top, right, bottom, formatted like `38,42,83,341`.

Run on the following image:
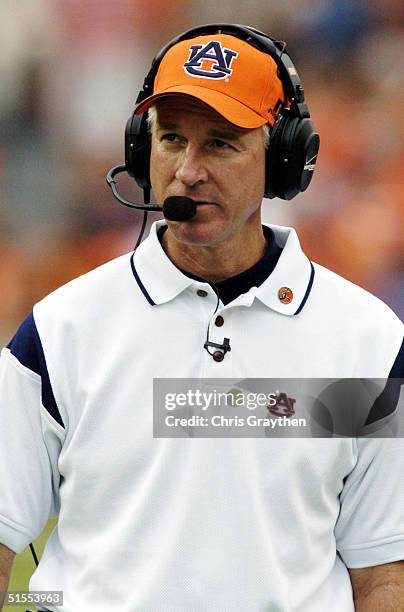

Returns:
156,122,245,141
156,121,178,131
208,129,244,141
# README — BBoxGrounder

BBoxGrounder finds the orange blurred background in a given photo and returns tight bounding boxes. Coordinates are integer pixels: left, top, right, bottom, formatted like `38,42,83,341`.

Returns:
1,0,403,345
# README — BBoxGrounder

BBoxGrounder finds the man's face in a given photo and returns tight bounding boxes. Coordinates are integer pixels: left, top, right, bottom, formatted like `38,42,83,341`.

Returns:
150,96,266,247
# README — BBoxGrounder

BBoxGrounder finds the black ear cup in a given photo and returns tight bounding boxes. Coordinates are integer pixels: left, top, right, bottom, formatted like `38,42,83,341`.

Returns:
265,115,320,200
125,113,151,190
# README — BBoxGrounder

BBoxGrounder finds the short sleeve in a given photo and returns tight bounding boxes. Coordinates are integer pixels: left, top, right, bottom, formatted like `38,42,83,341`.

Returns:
0,313,65,553
335,437,404,568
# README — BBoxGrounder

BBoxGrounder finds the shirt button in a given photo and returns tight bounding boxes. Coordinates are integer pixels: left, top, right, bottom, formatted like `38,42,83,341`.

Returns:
213,350,224,362
215,315,224,327
197,289,208,297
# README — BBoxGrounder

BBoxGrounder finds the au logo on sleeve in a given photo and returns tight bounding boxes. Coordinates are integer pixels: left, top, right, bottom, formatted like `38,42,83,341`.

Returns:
183,41,239,79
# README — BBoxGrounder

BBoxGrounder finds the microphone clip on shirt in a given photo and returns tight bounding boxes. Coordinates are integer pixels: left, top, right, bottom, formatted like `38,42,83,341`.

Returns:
204,338,232,360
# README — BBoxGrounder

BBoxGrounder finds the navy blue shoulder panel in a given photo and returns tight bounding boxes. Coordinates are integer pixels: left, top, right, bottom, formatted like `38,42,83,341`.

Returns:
365,337,404,426
7,312,65,428
389,337,404,378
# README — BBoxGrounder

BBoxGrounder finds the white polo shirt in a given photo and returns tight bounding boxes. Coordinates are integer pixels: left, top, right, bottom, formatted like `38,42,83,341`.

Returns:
0,221,403,612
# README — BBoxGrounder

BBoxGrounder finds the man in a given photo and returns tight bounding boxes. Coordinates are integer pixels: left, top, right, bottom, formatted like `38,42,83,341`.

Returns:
1,24,403,612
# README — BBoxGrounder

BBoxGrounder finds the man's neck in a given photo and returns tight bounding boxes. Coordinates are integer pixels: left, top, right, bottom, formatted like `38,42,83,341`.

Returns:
161,226,268,283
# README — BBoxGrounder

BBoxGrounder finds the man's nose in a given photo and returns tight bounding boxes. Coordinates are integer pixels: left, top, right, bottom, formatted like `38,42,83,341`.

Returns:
175,145,208,187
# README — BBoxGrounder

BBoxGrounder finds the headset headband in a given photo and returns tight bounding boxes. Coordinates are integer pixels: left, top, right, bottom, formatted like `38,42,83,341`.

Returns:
136,23,310,121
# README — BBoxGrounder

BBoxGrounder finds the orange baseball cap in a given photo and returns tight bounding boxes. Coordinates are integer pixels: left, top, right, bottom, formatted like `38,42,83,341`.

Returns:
134,34,285,128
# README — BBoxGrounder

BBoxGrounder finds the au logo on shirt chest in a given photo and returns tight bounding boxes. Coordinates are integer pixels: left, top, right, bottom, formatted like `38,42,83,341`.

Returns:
183,41,239,79
268,392,296,418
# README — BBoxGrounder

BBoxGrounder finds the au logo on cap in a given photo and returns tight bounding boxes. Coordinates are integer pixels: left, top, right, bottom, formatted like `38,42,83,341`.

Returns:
183,41,239,80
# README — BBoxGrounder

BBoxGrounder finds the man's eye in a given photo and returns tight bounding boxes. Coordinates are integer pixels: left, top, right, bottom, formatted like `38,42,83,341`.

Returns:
211,139,231,149
161,133,179,142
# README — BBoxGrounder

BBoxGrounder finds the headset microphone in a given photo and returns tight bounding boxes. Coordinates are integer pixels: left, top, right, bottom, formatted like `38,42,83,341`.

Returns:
106,164,161,212
163,196,196,221
106,164,197,247
107,165,196,220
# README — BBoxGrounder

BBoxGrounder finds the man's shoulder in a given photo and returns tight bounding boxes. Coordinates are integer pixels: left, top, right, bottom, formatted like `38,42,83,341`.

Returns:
270,223,401,328
306,262,402,377
311,262,402,371
35,252,134,316
312,261,400,323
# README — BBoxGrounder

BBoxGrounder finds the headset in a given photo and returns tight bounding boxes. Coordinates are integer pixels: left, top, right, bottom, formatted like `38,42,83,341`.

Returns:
124,22,320,202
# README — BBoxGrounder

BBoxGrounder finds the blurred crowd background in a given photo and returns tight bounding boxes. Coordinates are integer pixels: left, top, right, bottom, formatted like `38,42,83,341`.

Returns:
1,0,403,345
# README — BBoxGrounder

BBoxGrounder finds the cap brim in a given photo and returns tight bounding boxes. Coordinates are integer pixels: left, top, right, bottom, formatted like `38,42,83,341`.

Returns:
134,85,268,128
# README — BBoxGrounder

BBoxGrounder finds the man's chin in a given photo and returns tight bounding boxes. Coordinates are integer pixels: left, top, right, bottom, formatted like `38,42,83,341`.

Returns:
165,219,228,248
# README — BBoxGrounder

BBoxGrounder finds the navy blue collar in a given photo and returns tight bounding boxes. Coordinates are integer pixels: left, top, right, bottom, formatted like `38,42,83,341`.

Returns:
158,225,282,305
